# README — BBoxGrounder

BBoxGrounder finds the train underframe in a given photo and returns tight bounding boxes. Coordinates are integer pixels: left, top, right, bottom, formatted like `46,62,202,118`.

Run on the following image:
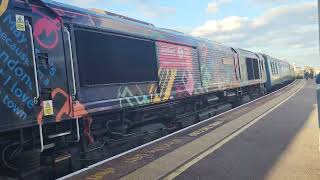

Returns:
0,83,273,179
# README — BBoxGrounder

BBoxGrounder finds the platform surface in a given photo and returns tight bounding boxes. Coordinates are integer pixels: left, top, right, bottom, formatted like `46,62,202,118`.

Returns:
62,80,319,180
173,81,319,180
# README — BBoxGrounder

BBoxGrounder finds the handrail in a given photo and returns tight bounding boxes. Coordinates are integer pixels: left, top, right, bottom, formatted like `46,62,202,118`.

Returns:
66,118,81,143
75,118,80,142
39,123,44,152
64,27,77,100
26,20,40,104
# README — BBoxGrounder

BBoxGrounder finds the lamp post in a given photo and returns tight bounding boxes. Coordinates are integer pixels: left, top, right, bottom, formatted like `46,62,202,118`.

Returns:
318,0,320,140
317,79,320,152
317,80,320,130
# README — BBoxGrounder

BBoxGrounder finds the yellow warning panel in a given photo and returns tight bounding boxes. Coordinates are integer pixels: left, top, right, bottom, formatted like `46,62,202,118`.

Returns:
16,14,25,31
43,100,54,116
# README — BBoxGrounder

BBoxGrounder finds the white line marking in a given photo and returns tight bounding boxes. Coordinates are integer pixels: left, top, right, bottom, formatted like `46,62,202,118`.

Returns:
58,80,299,180
163,81,305,180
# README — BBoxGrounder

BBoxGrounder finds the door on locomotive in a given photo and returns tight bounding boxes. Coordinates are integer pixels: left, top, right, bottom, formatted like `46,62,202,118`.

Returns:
231,48,241,82
0,1,73,131
256,53,268,92
30,3,77,125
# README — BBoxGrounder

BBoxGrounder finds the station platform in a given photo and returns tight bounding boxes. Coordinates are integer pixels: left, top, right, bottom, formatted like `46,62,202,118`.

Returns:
60,80,319,180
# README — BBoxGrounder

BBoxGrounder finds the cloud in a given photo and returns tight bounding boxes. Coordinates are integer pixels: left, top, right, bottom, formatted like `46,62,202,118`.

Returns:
207,0,232,14
192,1,319,66
207,3,219,13
252,2,317,27
192,16,250,36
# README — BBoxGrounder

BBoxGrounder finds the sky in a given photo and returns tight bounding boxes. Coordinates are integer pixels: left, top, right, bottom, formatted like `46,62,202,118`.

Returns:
55,0,319,67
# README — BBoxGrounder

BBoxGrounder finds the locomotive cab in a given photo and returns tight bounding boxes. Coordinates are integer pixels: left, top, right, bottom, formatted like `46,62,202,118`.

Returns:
0,1,81,178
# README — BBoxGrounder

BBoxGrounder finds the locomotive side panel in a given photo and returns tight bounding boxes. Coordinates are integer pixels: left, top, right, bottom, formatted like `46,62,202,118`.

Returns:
73,29,202,112
39,1,205,113
198,41,240,93
155,41,201,101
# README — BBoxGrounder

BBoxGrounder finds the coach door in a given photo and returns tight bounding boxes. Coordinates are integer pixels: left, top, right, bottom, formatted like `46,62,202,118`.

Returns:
257,54,267,83
258,59,264,82
232,48,241,81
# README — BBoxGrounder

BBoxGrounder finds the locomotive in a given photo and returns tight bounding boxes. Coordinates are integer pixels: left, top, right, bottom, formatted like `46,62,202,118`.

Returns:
0,0,295,179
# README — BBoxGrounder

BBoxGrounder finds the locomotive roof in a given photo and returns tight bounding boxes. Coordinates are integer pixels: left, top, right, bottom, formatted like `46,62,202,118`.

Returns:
235,48,259,59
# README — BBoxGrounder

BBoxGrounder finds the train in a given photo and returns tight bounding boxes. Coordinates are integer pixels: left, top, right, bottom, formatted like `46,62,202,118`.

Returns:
0,0,295,179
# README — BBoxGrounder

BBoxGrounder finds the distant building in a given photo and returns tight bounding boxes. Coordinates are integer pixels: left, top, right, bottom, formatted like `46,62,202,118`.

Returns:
304,66,315,79
293,65,304,79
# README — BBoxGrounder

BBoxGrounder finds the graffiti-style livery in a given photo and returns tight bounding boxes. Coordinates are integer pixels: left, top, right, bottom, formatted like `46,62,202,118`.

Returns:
0,0,294,179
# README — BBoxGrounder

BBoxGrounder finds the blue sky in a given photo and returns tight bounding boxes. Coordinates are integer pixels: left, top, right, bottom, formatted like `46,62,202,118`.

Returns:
56,0,319,67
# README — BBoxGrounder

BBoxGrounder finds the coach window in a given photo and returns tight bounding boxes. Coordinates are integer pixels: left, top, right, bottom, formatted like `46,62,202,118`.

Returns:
252,58,259,79
74,29,158,86
274,63,277,74
246,58,254,80
271,62,274,74
278,64,280,74
272,62,275,74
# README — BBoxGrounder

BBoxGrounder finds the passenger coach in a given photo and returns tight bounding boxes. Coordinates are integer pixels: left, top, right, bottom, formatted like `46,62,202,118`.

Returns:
262,54,294,90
